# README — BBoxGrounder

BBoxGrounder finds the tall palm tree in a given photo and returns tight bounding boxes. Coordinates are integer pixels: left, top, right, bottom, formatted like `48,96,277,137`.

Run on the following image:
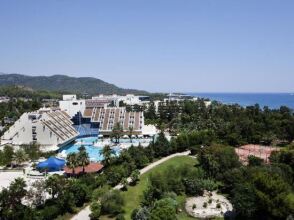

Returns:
128,126,134,143
66,153,78,176
78,148,90,174
111,122,123,143
13,149,28,167
78,145,86,152
102,145,113,166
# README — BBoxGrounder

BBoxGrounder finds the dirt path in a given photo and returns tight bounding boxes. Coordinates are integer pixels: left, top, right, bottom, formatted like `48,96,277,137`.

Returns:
71,151,190,220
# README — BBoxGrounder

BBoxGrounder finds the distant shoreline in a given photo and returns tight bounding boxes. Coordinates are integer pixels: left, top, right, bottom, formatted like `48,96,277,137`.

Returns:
186,92,294,109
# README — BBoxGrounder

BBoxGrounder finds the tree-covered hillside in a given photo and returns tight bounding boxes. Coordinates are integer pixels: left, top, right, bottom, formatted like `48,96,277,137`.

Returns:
0,73,147,95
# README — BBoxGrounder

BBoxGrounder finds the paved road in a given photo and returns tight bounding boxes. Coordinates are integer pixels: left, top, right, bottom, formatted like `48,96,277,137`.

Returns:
71,151,190,220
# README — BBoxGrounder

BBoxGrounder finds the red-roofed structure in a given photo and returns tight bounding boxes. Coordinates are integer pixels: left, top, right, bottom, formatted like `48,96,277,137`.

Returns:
64,163,104,175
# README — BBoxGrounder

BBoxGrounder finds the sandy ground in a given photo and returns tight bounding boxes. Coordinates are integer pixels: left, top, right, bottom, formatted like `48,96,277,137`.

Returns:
71,151,190,220
0,171,24,189
185,191,233,218
0,168,63,190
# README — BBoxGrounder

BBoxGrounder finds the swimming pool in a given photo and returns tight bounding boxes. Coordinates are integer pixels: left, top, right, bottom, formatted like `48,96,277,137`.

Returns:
59,137,121,162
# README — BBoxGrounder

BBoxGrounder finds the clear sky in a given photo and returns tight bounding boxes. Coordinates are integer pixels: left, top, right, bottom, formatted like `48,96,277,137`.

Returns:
0,0,293,93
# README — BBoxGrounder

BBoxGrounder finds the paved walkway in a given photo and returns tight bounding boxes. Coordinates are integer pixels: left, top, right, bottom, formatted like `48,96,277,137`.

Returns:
71,151,190,220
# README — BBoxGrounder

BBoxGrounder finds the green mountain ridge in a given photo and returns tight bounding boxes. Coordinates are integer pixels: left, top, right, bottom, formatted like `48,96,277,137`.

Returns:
0,73,148,95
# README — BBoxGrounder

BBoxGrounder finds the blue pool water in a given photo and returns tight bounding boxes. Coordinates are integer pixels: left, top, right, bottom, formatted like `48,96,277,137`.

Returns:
60,137,121,162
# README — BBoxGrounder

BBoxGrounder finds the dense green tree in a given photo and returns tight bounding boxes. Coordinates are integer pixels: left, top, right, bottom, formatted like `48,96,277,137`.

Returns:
45,175,68,199
131,207,150,220
26,180,46,207
66,152,79,175
101,190,124,215
69,182,90,207
270,148,294,170
78,146,90,174
102,145,114,166
13,149,29,166
145,102,157,120
105,165,127,186
111,122,123,143
0,178,28,219
149,198,177,220
0,150,3,165
148,99,294,145
128,145,149,168
130,169,140,185
251,170,293,219
2,145,14,166
248,155,264,166
199,145,240,179
231,183,258,218
22,142,41,161
154,131,171,157
120,177,128,191
90,201,101,220
128,125,134,143
116,214,126,220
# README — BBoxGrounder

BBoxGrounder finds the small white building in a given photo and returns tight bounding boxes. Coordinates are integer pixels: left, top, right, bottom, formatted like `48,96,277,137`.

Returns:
59,95,86,118
116,94,150,106
92,94,150,107
1,108,79,150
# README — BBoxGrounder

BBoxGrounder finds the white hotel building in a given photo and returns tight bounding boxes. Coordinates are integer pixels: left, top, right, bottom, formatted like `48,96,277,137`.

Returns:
1,108,79,150
0,94,156,151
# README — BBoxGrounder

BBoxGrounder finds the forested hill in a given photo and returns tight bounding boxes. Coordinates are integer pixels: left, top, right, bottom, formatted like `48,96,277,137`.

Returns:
0,73,147,95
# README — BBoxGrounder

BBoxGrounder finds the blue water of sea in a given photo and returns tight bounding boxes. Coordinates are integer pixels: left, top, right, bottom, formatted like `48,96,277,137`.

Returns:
188,93,294,109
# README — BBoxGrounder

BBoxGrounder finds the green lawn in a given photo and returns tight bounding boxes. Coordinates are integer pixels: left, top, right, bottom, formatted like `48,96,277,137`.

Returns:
120,155,197,220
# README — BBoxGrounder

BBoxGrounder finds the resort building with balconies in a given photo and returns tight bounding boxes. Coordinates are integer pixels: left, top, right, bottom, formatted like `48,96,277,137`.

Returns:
0,108,79,150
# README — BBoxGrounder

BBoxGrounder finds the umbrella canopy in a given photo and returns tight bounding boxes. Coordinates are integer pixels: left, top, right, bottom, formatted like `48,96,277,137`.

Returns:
37,156,65,172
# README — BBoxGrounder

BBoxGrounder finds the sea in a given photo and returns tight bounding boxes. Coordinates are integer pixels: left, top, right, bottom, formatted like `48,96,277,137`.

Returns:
187,93,294,110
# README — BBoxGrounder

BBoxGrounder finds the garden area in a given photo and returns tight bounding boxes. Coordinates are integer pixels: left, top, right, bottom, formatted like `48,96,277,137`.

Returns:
119,155,197,219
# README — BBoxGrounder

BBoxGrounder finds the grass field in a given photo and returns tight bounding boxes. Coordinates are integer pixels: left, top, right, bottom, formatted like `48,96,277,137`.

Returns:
120,155,197,220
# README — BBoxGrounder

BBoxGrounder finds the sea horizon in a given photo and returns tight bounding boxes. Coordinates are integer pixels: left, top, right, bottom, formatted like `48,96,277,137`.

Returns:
186,92,294,109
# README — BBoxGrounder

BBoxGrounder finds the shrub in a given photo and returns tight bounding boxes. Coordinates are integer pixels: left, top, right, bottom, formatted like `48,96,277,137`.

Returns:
201,179,219,191
120,178,128,191
150,198,177,220
69,182,90,207
116,214,125,220
39,205,60,220
130,170,140,185
92,186,109,201
101,190,124,215
131,207,150,220
183,178,204,196
89,201,101,220
203,202,207,208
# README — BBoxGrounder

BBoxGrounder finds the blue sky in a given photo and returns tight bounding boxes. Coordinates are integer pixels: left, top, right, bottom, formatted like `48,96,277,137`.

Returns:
0,0,293,92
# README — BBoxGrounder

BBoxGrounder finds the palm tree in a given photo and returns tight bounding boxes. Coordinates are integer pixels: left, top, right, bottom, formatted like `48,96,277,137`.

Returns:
78,148,90,174
111,122,123,143
78,145,86,152
102,145,113,166
66,153,78,176
13,149,28,167
128,126,134,143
